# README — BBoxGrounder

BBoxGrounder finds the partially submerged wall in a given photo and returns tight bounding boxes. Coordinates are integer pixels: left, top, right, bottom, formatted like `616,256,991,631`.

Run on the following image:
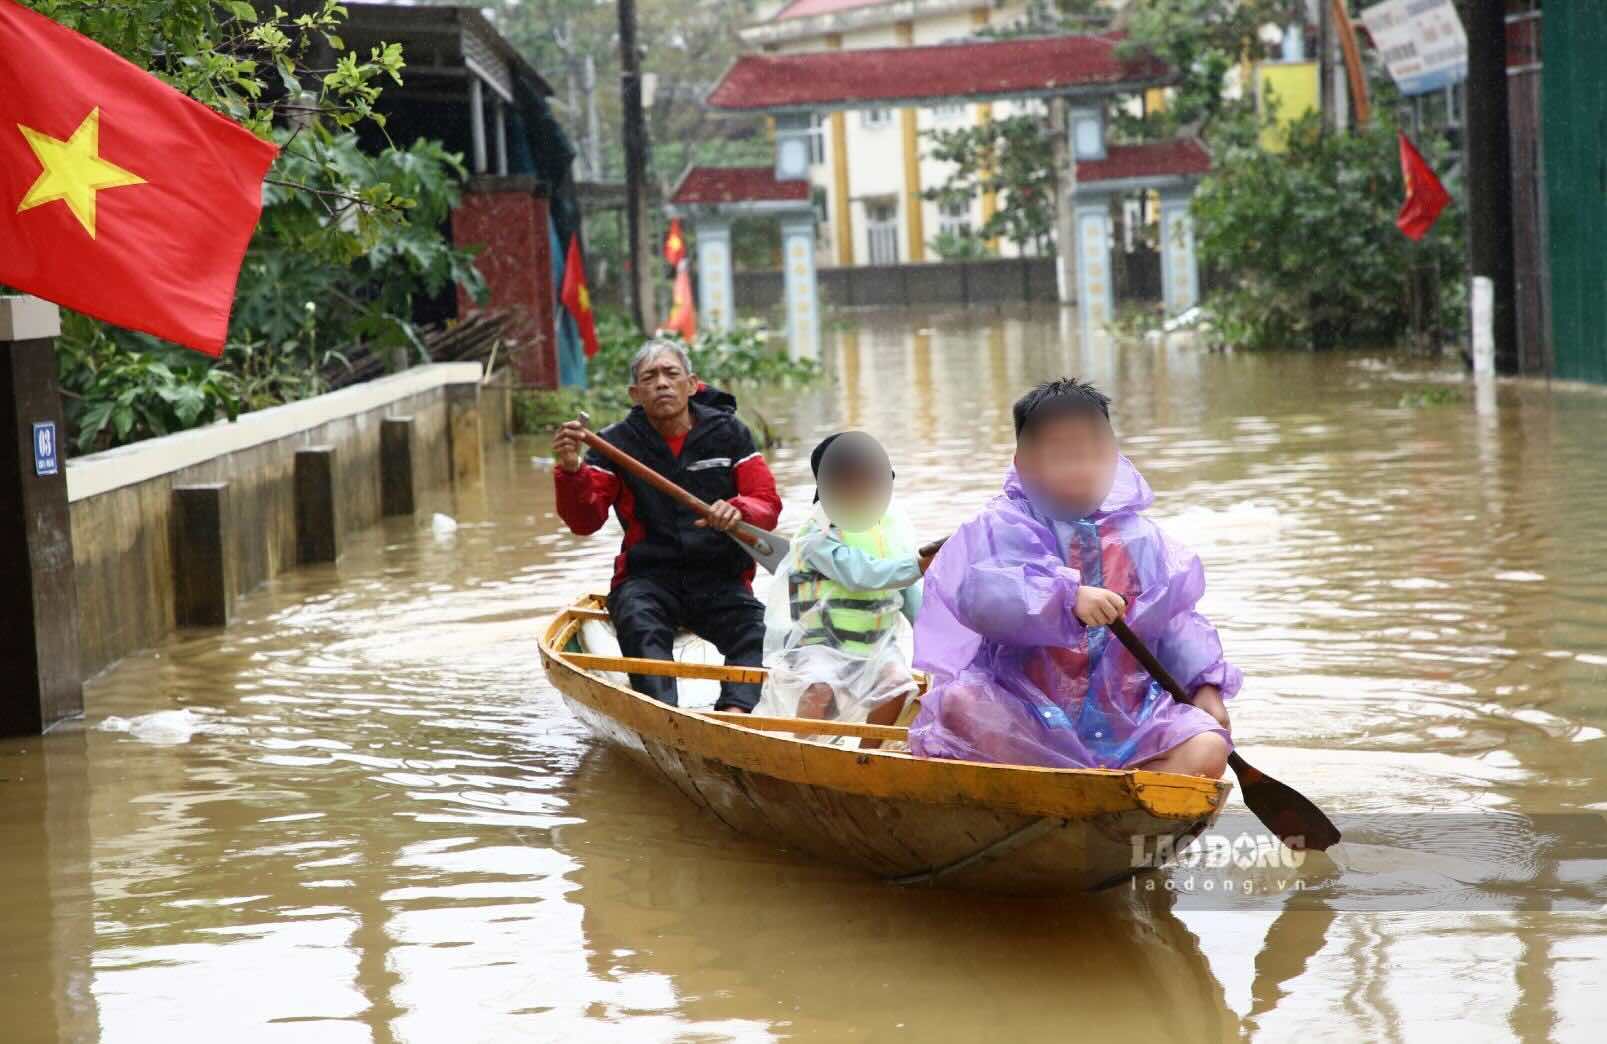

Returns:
66,363,500,676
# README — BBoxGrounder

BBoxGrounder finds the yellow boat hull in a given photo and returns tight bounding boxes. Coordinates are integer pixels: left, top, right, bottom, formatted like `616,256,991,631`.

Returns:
540,596,1231,894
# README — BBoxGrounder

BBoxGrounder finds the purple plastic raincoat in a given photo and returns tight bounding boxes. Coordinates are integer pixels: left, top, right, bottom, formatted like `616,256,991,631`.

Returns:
910,457,1240,769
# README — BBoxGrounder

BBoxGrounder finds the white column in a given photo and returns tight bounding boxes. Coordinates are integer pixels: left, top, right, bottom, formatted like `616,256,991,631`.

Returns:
1073,195,1114,351
695,218,734,331
781,214,820,361
469,77,487,174
1158,192,1199,316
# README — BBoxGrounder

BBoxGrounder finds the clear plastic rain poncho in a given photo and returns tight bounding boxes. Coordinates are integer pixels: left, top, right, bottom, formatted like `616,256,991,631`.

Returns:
757,502,922,727
909,458,1240,769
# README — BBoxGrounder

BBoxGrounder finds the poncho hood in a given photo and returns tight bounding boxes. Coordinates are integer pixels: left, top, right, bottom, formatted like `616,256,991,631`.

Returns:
1001,454,1153,522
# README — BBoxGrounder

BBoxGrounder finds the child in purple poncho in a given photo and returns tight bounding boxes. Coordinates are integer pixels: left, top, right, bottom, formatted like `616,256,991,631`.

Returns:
910,378,1239,778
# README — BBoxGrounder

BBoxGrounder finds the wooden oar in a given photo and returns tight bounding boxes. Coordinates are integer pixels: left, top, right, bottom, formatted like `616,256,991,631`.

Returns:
575,413,789,574
1108,618,1342,852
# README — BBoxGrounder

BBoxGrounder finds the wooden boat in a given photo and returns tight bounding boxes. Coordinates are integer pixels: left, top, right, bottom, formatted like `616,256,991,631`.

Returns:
540,594,1233,894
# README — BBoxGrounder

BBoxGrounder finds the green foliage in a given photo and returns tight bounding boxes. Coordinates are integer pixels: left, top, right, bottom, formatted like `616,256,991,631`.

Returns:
24,2,404,141
1192,113,1466,351
1116,0,1285,143
240,133,485,364
1399,386,1465,408
56,314,240,452
929,230,989,261
923,113,1057,256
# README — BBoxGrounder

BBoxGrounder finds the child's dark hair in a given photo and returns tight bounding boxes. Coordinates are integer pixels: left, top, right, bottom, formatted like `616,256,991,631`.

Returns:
1012,378,1112,440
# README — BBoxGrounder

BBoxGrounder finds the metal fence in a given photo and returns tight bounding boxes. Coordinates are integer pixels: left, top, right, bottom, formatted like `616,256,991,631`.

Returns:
1540,2,1606,382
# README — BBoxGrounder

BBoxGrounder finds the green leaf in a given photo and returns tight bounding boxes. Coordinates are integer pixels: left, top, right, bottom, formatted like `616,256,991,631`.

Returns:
226,2,258,23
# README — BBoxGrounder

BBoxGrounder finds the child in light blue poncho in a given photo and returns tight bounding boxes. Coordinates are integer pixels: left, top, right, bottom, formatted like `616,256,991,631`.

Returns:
758,432,931,726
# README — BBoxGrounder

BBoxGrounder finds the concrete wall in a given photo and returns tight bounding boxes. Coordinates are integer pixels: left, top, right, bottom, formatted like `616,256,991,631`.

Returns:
66,364,489,676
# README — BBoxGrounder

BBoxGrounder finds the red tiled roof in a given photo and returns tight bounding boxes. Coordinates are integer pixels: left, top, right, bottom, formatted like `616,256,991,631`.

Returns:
1077,139,1211,183
772,0,883,21
672,166,812,205
708,34,1171,111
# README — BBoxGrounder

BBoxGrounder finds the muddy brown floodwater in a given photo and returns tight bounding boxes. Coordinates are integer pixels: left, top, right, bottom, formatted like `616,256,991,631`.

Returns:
4,310,1606,1043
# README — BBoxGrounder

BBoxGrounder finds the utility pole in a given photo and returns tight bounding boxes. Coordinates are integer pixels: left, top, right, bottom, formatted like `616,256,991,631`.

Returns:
617,0,652,333
1317,0,1334,133
1461,0,1518,374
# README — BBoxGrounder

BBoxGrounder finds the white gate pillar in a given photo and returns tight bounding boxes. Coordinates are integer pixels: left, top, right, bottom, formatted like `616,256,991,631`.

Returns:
780,212,820,361
694,218,734,331
1072,193,1114,351
1158,191,1200,316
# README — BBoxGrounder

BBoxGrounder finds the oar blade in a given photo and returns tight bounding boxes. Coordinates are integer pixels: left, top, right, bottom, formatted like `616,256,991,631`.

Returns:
734,522,790,575
1230,753,1343,852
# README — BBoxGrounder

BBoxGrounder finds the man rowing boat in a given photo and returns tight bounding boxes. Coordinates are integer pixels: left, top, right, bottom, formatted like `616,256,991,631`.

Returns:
552,338,781,712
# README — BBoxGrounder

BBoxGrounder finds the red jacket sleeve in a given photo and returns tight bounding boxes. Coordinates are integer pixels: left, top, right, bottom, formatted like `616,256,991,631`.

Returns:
730,451,782,531
555,464,620,535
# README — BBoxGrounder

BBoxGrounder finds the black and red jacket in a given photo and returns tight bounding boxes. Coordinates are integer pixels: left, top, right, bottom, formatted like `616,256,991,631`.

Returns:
555,387,781,588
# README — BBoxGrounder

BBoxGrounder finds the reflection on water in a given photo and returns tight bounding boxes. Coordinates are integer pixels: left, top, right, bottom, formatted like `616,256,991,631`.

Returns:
1,308,1605,1042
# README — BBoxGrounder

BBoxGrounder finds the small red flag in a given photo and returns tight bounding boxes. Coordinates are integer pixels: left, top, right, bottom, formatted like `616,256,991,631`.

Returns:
659,260,697,342
0,0,278,355
1396,131,1449,241
559,234,599,358
663,217,687,267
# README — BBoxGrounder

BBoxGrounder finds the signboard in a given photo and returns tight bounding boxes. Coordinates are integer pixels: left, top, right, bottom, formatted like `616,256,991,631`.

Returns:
32,421,58,477
1360,0,1468,96
1255,61,1319,153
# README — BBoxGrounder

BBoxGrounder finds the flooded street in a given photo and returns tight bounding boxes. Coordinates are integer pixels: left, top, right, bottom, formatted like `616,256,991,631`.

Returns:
4,309,1605,1042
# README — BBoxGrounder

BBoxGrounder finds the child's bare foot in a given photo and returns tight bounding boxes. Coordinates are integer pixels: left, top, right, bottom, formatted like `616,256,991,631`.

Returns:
797,683,835,719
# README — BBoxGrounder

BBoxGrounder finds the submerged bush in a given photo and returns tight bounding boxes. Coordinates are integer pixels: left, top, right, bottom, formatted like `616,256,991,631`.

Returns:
1192,113,1465,351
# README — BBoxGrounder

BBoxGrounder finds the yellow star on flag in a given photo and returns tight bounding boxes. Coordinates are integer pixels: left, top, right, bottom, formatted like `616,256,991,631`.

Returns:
15,107,146,238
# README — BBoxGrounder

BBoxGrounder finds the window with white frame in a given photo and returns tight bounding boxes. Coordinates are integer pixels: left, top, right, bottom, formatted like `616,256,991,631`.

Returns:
861,107,892,129
807,113,825,164
931,101,967,122
865,199,898,264
938,197,972,239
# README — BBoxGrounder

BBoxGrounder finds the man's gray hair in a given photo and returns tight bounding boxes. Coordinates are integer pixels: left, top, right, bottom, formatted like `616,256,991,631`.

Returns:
629,338,694,382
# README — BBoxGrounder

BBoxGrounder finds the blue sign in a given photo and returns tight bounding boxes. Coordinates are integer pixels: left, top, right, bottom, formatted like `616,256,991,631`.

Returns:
33,421,58,477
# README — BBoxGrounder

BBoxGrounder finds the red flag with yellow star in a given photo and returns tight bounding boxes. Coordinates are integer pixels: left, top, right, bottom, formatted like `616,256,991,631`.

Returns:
660,260,697,342
663,218,687,267
1396,131,1450,241
559,234,599,358
0,0,278,355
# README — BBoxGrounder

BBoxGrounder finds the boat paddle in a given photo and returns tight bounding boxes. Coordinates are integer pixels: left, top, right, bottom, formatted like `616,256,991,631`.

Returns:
1108,617,1342,852
573,413,791,574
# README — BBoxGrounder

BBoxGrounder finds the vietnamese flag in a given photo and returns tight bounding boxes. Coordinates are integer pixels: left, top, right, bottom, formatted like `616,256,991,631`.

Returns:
1396,131,1450,241
660,260,697,342
663,217,687,267
559,234,599,358
0,0,278,355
